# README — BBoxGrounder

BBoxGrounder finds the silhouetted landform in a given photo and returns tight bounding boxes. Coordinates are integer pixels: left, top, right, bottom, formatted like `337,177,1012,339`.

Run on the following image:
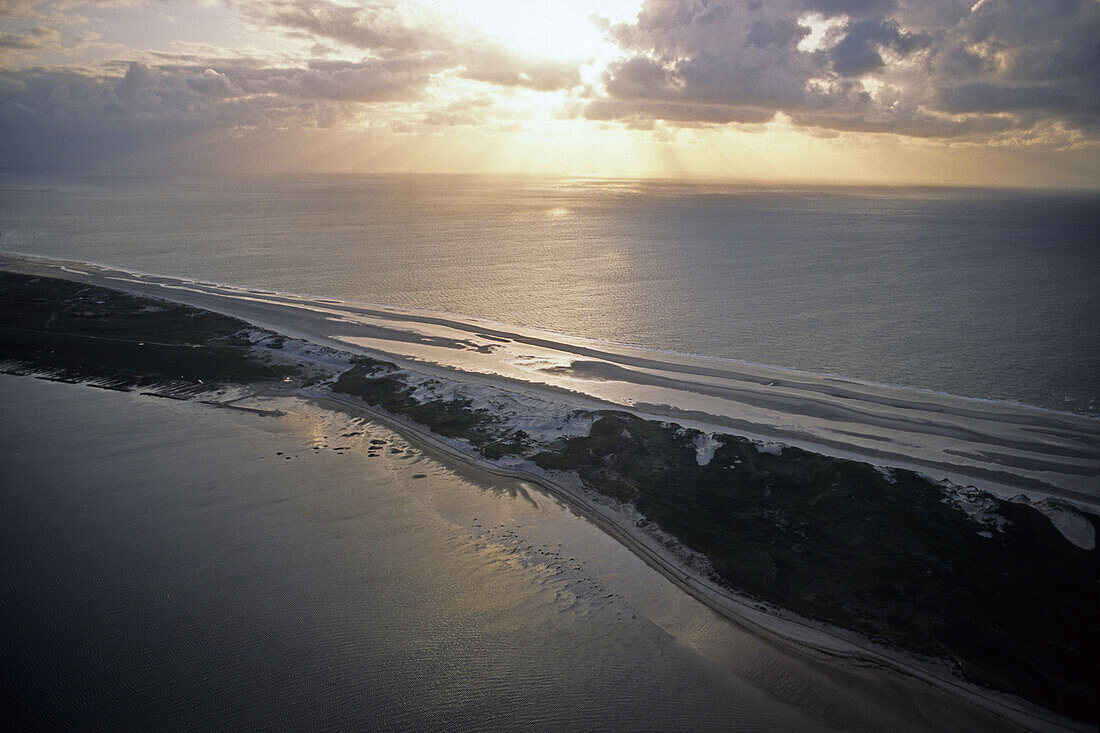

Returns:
0,271,296,391
2,271,1096,724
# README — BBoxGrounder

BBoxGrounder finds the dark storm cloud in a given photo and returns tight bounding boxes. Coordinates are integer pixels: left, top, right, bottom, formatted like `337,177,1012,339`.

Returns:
589,0,1100,140
827,19,930,77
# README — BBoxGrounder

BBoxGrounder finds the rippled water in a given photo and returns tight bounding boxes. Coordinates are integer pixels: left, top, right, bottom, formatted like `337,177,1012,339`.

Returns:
1,174,1097,414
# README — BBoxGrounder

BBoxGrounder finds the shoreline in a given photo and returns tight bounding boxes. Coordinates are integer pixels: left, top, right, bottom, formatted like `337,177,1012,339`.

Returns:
2,252,1096,509
1,258,1095,728
1,368,1083,731
0,248,1091,418
272,386,1085,733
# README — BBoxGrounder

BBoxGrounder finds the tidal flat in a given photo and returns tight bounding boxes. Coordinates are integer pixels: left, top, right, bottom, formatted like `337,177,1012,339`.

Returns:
1,267,1096,729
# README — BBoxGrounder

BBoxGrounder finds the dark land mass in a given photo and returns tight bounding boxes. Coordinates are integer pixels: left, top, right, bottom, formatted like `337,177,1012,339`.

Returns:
528,413,1098,722
2,271,1097,725
0,271,296,391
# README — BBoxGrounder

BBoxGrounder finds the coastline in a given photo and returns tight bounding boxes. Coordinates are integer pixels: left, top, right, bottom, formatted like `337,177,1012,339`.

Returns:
4,375,846,731
0,247,1091,419
0,373,1051,732
278,387,1085,733
2,251,1096,507
1,256,1096,729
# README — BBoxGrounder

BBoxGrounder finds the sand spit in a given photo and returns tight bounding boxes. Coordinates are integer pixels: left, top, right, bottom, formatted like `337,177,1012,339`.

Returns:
2,253,1096,730
4,252,1095,509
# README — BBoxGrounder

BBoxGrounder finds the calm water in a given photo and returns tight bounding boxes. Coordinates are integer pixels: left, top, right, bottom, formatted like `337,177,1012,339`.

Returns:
1,174,1097,414
0,377,1012,731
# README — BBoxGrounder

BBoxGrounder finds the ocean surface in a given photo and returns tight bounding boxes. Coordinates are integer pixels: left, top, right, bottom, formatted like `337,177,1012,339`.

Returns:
1,174,1098,415
0,377,1012,731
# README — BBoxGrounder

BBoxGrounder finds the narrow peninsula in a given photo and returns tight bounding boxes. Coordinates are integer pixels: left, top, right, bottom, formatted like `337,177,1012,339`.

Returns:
1,268,1096,729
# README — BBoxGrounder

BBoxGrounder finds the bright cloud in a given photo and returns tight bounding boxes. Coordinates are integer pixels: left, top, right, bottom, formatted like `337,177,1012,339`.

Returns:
0,0,1097,185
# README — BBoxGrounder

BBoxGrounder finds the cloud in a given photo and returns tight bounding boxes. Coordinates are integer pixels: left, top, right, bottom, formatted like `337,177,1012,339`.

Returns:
0,0,47,17
0,26,58,53
246,58,437,102
242,0,581,93
422,110,475,127
0,0,180,19
931,0,1100,123
0,0,583,169
457,40,580,93
586,98,775,125
183,67,240,98
588,0,1100,140
240,0,453,55
795,0,896,18
0,33,38,49
827,19,930,77
0,54,436,168
2,0,1096,176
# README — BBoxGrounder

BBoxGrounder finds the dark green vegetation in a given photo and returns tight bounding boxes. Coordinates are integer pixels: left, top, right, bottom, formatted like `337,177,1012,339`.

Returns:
4,270,1096,723
336,358,1099,723
332,360,524,457
0,272,295,390
531,413,1098,723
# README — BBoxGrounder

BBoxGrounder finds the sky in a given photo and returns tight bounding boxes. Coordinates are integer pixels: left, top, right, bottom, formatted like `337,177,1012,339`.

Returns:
0,0,1097,187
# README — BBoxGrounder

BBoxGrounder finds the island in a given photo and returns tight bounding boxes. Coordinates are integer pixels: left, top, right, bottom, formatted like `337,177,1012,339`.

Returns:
1,267,1096,728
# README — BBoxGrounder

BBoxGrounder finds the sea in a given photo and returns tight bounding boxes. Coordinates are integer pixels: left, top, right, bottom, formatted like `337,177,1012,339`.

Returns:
1,174,1097,416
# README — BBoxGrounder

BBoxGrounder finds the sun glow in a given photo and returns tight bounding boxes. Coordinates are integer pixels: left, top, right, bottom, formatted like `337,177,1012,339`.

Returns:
428,0,643,62
1,0,1095,187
